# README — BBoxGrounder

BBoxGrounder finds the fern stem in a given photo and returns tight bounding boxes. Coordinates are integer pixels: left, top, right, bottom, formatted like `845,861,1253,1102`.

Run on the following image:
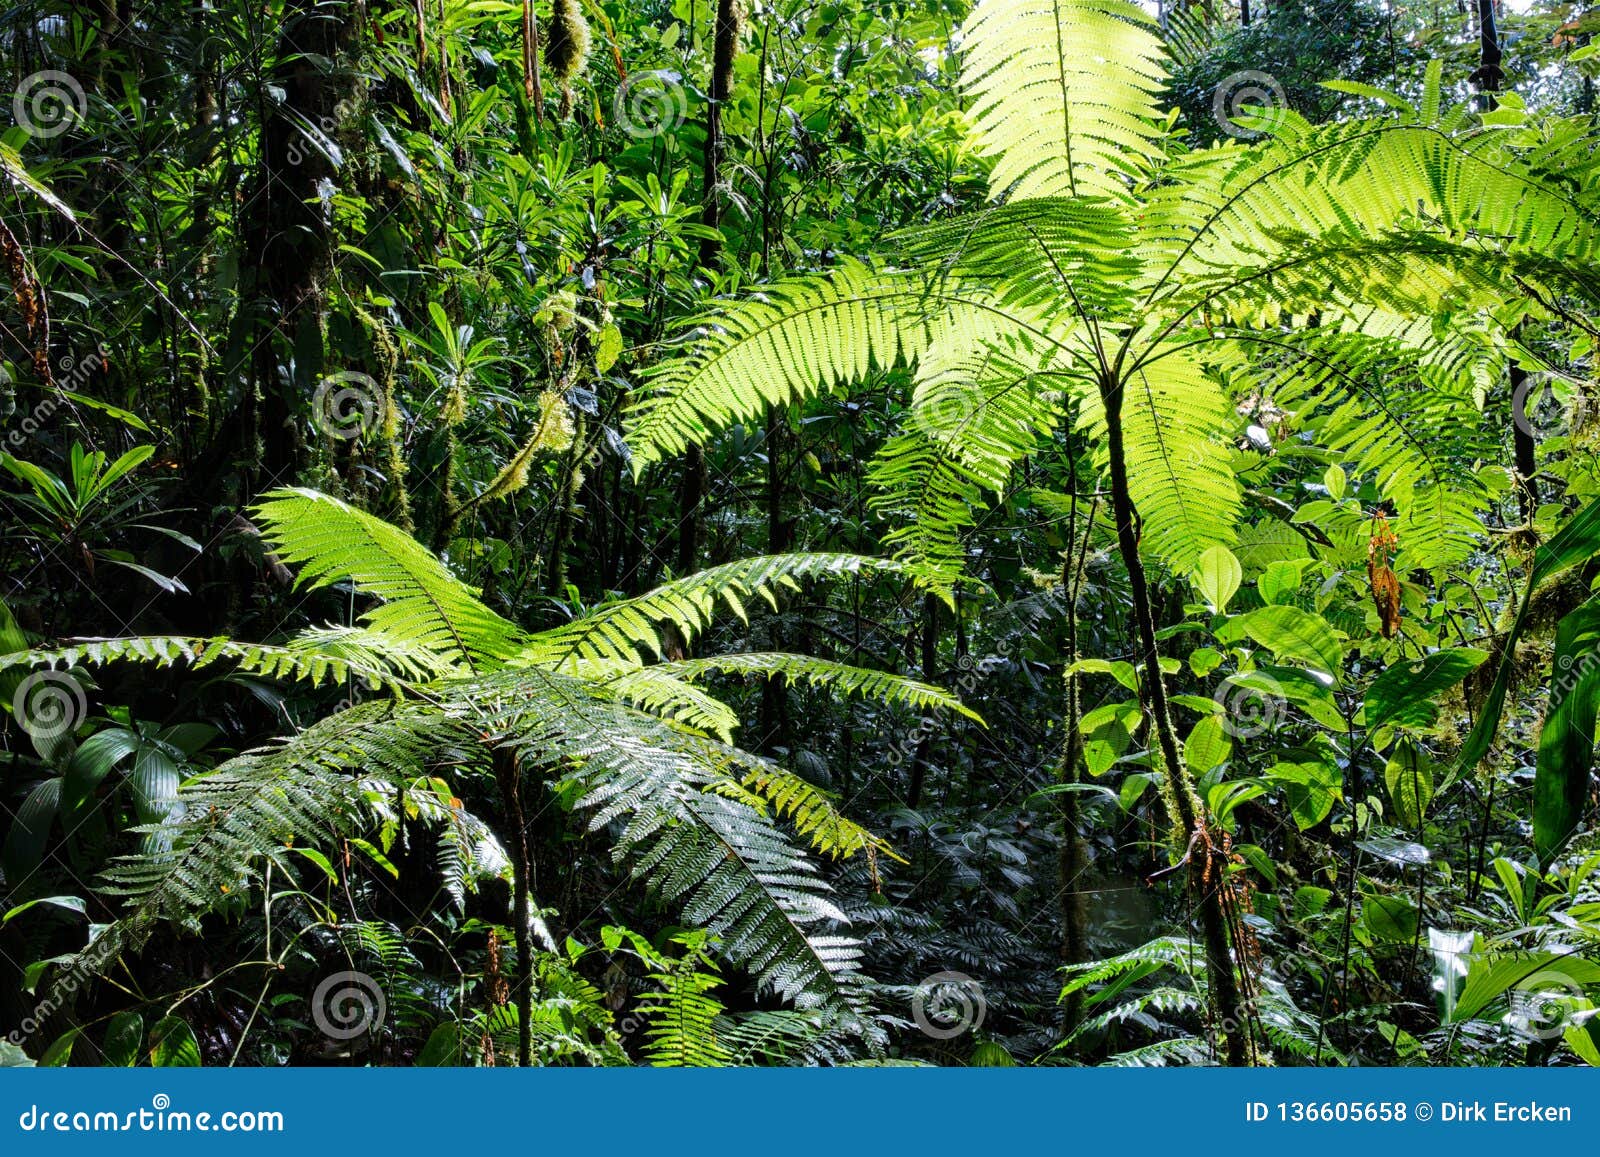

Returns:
1099,373,1249,1066
1057,447,1094,1037
494,747,534,1068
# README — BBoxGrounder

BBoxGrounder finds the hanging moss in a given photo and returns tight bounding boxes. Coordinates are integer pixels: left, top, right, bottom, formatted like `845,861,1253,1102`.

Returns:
545,0,591,116
356,305,413,531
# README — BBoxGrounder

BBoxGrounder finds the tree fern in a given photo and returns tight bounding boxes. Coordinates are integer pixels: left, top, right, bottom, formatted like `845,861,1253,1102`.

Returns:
3,491,958,1043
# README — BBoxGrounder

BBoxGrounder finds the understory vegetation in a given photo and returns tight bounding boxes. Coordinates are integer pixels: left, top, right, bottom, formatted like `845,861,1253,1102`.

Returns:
2,0,1600,1067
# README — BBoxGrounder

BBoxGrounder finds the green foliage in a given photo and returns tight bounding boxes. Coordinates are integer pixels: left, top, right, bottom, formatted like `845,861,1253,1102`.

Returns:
2,0,1599,1072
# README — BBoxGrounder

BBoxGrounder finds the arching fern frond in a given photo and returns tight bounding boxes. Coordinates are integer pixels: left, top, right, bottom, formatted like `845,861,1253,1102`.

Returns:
960,0,1167,202
255,488,526,672
648,652,982,724
518,553,910,666
97,701,471,955
626,262,1049,468
0,636,411,695
461,671,877,1028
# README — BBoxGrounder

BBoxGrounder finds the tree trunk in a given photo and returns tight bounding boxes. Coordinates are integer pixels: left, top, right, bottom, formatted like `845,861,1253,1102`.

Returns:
907,593,939,808
1471,2,1536,526
234,0,358,495
672,0,743,577
759,404,793,750
493,747,534,1068
1057,452,1093,1034
1099,372,1249,1066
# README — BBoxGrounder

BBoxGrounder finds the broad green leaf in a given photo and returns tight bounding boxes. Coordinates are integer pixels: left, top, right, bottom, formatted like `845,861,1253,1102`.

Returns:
1364,648,1487,734
102,1012,143,1066
131,743,182,825
1362,894,1419,942
2,778,61,883
1567,1017,1600,1066
1256,559,1306,606
148,1015,201,1067
41,1029,78,1066
1227,667,1345,730
595,324,624,374
416,1023,461,1066
1184,715,1230,774
1266,758,1341,830
1194,546,1241,614
1459,498,1600,773
1235,605,1343,683
1384,739,1434,829
1452,952,1600,1023
1534,599,1600,867
2,895,86,925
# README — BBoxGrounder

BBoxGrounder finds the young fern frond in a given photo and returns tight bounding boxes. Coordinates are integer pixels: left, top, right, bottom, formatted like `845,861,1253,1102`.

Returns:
635,941,731,1067
868,431,996,592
